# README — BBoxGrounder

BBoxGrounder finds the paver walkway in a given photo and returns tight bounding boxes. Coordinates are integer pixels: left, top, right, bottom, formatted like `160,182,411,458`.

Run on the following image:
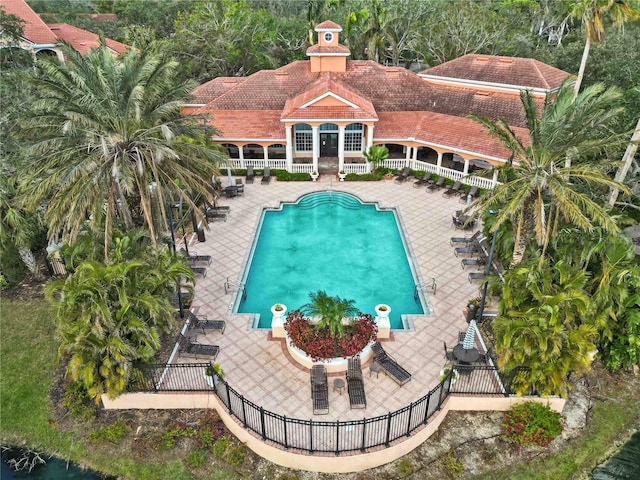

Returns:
175,175,484,421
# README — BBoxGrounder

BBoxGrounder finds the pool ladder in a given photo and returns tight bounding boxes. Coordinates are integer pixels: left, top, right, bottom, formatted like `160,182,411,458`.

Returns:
224,277,247,301
414,278,436,300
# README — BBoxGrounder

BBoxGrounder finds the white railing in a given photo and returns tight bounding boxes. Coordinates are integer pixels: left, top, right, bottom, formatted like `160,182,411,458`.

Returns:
410,160,499,189
344,163,371,174
291,164,314,173
381,159,409,170
266,159,287,169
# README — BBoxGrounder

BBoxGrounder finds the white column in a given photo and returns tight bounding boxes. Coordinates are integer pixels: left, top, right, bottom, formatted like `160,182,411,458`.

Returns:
366,124,374,150
239,145,245,169
436,151,443,175
463,158,470,175
405,145,412,168
338,125,345,171
263,146,269,167
413,146,418,160
492,169,499,188
285,125,293,172
312,125,319,172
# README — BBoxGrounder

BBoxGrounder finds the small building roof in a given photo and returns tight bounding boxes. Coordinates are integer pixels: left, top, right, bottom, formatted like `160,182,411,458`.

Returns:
314,20,342,31
305,44,351,56
420,54,571,91
1,0,57,44
204,110,285,140
47,23,128,55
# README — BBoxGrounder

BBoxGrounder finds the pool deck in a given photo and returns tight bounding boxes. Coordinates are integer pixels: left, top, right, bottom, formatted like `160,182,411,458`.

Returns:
176,175,483,421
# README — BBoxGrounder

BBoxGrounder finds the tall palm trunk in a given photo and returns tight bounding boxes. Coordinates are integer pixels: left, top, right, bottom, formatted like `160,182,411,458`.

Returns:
574,37,591,96
607,116,640,207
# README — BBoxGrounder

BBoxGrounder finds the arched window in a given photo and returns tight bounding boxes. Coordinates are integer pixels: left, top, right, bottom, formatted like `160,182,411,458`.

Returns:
294,124,312,152
221,143,239,159
345,123,364,151
267,144,286,159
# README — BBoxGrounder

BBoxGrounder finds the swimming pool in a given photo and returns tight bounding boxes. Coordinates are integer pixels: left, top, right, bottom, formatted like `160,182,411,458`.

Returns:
235,191,428,329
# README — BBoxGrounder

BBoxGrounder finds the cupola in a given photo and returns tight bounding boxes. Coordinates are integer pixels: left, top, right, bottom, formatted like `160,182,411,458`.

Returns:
306,21,350,73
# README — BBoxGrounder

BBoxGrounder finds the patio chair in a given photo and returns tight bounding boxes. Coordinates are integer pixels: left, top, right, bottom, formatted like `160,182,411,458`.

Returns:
458,331,467,342
442,180,463,198
444,342,456,362
245,165,255,184
450,231,481,246
310,365,329,415
460,257,486,270
178,248,212,266
426,176,445,192
347,357,366,409
261,166,271,184
371,342,412,386
177,333,219,360
477,348,492,364
413,175,431,188
234,179,244,195
186,311,225,335
468,271,485,283
394,167,411,184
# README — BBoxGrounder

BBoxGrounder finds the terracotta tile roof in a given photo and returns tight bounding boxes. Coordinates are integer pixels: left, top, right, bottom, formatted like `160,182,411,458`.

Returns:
306,44,351,55
315,20,342,30
190,77,247,105
281,77,377,120
1,0,57,44
200,110,285,140
88,13,118,22
376,111,530,161
47,23,128,55
421,54,571,90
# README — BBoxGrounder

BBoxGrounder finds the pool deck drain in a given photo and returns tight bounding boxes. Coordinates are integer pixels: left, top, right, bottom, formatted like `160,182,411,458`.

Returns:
177,176,481,421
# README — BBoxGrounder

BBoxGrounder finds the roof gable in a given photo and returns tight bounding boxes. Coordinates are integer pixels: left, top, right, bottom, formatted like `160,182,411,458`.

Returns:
47,23,128,55
1,0,57,44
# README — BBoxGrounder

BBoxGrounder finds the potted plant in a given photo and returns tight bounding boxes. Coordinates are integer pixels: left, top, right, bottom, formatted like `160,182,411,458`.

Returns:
375,303,391,318
310,171,319,181
439,366,459,385
204,363,225,386
271,303,287,319
466,296,481,323
338,170,346,181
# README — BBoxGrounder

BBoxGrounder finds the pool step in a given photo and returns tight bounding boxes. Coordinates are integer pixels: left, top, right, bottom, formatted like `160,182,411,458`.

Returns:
297,193,362,210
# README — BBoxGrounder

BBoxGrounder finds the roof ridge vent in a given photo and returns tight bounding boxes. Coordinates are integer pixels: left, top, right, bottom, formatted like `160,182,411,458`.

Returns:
474,91,490,96
475,56,489,62
498,57,514,64
275,71,289,76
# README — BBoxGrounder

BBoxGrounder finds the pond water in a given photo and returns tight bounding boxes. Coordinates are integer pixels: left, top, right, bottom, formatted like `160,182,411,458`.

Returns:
591,431,640,479
1,448,113,479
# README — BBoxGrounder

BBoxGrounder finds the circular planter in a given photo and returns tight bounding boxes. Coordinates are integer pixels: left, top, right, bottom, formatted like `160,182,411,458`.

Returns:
311,173,319,182
375,304,391,318
338,173,346,182
271,303,287,318
285,332,374,374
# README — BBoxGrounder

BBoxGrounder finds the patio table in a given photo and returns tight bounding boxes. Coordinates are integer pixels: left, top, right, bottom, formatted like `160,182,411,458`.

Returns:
453,343,480,364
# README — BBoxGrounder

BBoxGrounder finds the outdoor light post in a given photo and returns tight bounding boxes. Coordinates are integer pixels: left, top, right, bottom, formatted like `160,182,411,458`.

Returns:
476,212,499,323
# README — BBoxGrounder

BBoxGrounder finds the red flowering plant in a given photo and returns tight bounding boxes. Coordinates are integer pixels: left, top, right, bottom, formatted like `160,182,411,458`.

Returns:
501,401,563,447
284,310,377,361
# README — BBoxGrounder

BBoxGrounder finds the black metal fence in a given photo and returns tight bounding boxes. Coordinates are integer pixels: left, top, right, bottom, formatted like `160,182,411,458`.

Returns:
128,362,520,455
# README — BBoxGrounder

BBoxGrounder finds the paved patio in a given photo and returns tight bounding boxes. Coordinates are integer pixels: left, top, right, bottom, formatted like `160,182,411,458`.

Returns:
175,174,484,421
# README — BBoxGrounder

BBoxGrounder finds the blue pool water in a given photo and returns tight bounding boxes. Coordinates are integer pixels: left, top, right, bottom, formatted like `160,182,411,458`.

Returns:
236,191,426,328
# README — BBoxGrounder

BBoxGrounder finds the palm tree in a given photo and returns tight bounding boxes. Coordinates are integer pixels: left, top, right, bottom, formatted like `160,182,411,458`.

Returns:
468,82,631,267
307,0,341,45
607,114,640,207
302,290,359,337
46,244,193,401
363,145,389,174
494,260,597,397
569,0,639,95
19,43,226,260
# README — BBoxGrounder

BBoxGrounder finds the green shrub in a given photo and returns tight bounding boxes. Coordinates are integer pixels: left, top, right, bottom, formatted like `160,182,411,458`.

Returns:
198,411,225,449
345,172,383,181
398,458,413,478
213,436,229,457
412,170,426,179
273,169,311,181
435,450,464,479
0,273,8,290
88,420,129,444
186,449,206,468
502,401,563,447
62,382,96,421
156,422,197,450
224,445,245,466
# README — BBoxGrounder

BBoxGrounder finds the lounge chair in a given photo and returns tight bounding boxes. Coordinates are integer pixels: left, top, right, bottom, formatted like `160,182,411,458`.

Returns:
347,357,366,409
186,311,225,335
468,271,485,283
261,166,271,184
178,248,212,265
189,266,207,278
450,231,481,246
234,179,244,195
459,185,479,204
454,245,479,257
413,175,431,188
245,165,255,184
177,333,219,360
371,342,412,386
426,176,445,192
310,365,329,415
205,209,227,222
461,257,486,270
394,167,411,184
170,291,193,310
443,180,463,198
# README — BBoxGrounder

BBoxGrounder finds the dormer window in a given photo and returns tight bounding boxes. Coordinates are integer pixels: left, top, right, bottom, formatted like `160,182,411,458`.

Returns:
323,32,333,43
